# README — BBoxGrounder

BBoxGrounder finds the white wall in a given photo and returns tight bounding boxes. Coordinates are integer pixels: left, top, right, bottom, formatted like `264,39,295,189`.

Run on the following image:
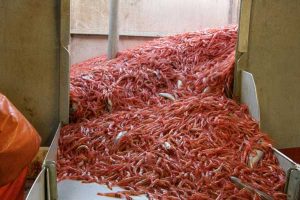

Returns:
71,35,156,64
70,0,240,64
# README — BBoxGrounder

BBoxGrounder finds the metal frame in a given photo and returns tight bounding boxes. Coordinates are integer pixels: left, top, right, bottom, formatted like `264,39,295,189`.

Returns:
233,0,252,101
45,161,58,200
26,71,300,200
285,166,300,200
239,70,300,200
234,1,300,197
25,168,47,200
26,0,300,198
26,124,61,200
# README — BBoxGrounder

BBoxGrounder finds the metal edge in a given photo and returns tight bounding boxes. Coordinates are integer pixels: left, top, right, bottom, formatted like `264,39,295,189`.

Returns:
273,147,299,197
273,147,297,172
238,70,299,199
26,123,61,200
43,124,61,200
240,70,260,123
59,0,70,124
44,123,61,163
237,0,252,53
70,30,162,37
233,0,251,99
25,168,46,200
238,70,297,168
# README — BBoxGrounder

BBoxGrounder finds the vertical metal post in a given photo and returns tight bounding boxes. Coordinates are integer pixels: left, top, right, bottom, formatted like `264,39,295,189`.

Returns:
59,0,70,124
233,0,252,100
107,0,119,59
44,161,58,200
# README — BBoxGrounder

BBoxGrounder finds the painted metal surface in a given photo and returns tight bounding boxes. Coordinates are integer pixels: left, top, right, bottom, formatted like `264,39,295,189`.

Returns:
237,0,252,53
60,0,71,125
235,0,300,148
0,0,70,145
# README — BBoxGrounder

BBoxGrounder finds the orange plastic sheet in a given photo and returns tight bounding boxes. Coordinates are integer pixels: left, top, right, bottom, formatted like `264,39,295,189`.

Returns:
0,93,41,199
0,167,28,200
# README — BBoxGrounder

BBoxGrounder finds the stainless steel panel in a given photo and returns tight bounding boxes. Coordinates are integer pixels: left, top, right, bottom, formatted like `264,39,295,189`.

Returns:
273,148,297,173
240,70,260,123
45,124,61,162
44,124,60,200
286,167,300,200
26,169,46,200
58,180,147,200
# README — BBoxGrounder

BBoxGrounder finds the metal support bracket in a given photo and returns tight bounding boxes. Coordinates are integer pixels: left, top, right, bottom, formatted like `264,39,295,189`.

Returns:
285,165,300,200
107,0,119,59
44,161,58,200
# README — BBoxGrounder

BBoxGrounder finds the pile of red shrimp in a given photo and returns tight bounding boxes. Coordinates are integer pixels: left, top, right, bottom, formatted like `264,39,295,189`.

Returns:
70,27,237,122
58,26,286,199
58,95,286,199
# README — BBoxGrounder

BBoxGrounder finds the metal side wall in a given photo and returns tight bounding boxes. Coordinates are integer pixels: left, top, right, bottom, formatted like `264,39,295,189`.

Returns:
235,0,300,148
0,0,70,145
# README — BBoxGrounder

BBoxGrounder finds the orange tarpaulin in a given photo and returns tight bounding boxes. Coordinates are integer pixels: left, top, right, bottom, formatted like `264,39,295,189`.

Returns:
0,167,28,200
0,93,41,199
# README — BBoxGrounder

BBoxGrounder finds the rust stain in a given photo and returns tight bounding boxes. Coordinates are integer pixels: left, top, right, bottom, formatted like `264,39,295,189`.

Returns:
23,97,35,118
